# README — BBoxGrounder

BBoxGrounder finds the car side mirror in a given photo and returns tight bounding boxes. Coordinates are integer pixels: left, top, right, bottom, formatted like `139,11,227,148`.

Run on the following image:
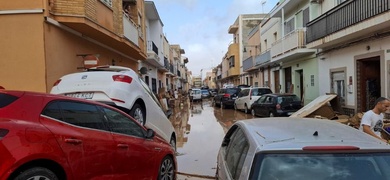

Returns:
165,109,173,119
146,129,155,139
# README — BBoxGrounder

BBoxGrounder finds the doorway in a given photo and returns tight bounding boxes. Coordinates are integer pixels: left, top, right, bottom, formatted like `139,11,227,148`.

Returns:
274,70,280,93
284,67,292,93
357,56,380,112
295,70,304,102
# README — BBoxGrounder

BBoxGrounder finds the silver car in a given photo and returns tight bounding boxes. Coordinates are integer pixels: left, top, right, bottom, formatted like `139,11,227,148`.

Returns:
217,118,390,180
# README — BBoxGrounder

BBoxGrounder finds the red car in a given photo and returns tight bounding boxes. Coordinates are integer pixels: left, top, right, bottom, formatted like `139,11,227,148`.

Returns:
0,90,176,180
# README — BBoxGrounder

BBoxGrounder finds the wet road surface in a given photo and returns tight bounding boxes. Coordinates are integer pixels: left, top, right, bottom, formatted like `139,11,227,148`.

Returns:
170,97,256,179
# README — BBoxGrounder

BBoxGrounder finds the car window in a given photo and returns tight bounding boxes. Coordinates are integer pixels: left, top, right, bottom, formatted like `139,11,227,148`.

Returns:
265,96,273,103
102,107,145,137
43,101,108,131
0,94,18,108
227,88,240,94
225,128,249,179
257,96,266,103
252,153,390,180
252,88,272,96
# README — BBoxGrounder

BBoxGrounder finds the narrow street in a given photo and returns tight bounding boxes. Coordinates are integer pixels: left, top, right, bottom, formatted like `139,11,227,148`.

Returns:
170,97,255,179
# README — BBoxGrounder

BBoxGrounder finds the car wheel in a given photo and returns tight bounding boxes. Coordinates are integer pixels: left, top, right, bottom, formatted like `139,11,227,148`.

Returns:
244,105,249,114
170,137,176,151
158,156,175,180
14,167,58,180
130,103,145,126
269,112,275,117
251,109,256,116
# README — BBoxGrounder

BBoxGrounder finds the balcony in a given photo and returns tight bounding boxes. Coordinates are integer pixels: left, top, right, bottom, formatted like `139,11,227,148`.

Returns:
269,0,307,17
123,12,139,46
146,41,163,67
270,28,316,63
228,24,239,34
307,0,390,49
166,63,176,77
255,50,271,66
243,56,254,72
50,0,146,60
158,57,169,73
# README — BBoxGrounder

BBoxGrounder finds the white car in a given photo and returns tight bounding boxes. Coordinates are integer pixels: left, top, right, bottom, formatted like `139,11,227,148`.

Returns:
234,87,272,113
217,117,390,180
189,88,202,101
50,65,176,149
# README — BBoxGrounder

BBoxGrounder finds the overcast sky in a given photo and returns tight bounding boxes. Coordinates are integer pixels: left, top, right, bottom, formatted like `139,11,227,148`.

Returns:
153,0,278,77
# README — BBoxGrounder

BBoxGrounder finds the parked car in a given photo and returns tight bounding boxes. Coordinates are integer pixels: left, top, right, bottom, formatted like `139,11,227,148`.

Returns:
236,84,251,89
201,89,211,99
50,65,176,148
216,117,390,180
234,87,272,114
189,88,202,101
0,90,176,180
251,93,302,117
213,87,241,109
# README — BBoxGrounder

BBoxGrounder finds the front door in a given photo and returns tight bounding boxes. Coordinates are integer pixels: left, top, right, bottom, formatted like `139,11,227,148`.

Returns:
274,70,280,93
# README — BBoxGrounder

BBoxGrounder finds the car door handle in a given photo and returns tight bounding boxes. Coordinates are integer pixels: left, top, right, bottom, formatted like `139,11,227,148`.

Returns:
117,144,129,148
64,138,82,145
154,147,162,151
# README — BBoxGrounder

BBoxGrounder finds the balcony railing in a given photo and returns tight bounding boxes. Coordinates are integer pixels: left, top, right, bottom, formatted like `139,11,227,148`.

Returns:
307,0,389,43
170,63,174,74
255,50,271,66
147,41,158,55
243,56,253,71
164,58,170,70
123,12,139,46
271,28,306,58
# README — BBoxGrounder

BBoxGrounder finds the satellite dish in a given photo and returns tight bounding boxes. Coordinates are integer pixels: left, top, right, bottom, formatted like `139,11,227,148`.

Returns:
139,67,148,74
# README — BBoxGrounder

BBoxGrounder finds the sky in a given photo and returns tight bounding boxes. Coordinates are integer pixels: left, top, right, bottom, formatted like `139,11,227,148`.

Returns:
153,0,278,77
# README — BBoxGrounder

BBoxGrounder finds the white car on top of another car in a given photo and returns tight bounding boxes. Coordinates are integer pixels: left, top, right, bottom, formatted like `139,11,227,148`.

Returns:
50,65,176,149
234,87,272,114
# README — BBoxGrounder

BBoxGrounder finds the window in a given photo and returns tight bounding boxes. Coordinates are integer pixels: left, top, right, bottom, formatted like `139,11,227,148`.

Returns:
0,94,18,108
43,101,108,131
311,75,315,86
102,107,144,137
229,56,235,68
284,18,295,35
303,7,310,27
225,128,249,179
100,0,112,7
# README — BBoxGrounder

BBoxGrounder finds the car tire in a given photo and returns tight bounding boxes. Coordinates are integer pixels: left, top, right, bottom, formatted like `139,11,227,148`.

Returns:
251,109,256,116
244,105,249,114
158,156,175,180
130,103,145,126
14,167,58,180
269,112,275,117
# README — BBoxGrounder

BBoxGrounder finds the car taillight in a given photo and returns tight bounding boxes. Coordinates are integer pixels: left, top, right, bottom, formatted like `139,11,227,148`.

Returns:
223,94,230,98
0,129,9,139
112,75,132,84
302,146,360,151
276,104,281,110
53,79,61,86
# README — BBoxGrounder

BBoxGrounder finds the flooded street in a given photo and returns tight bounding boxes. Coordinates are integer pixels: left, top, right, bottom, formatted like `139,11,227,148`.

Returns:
170,97,256,179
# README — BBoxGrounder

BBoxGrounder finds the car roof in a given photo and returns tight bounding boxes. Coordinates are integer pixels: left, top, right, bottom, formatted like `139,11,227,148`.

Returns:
264,93,296,97
236,118,390,152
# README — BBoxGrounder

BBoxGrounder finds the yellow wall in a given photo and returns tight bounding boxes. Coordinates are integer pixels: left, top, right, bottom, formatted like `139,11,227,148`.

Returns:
44,24,138,92
0,0,43,9
0,14,46,92
228,43,240,76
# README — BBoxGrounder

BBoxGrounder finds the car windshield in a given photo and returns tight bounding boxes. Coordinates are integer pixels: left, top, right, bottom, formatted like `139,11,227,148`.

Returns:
226,88,239,94
252,88,272,96
201,90,209,94
252,153,390,180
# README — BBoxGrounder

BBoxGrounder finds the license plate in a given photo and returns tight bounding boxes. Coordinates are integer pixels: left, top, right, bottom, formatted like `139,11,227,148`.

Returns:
65,92,94,99
232,97,237,100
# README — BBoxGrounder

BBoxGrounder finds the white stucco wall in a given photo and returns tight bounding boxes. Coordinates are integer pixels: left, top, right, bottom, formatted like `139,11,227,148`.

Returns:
318,35,390,107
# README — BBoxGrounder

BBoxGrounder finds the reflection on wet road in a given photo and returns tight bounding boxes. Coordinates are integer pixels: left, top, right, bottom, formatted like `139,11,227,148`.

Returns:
170,98,256,179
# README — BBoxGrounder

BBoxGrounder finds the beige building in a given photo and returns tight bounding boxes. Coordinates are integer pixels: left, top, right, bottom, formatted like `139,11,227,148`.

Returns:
1,0,147,92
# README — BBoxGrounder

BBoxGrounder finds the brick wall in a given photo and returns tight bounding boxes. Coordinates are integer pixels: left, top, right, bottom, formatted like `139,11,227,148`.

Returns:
52,0,85,16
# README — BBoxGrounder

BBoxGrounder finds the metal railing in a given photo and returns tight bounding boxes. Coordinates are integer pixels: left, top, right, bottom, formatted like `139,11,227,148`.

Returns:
147,41,158,55
307,0,389,43
271,28,306,58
